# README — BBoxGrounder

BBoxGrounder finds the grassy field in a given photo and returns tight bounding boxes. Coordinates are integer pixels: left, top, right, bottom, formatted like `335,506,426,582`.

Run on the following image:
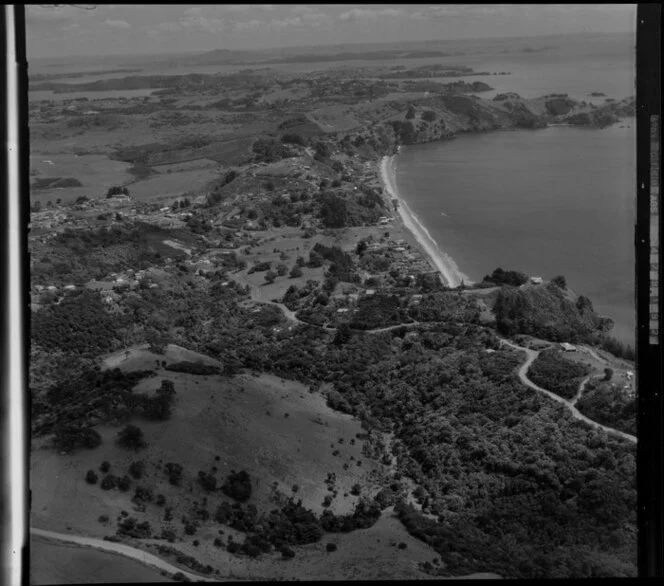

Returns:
31,342,450,579
126,168,220,201
31,537,170,584
29,153,132,205
32,344,384,533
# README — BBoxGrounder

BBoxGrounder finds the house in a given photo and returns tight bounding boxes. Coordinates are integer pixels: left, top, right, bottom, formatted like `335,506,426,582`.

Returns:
560,342,576,352
530,276,543,284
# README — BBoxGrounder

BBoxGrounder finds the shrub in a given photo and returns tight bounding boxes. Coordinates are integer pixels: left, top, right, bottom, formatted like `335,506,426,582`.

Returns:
100,461,110,473
289,265,303,278
221,470,252,502
281,546,295,559
165,462,184,486
398,542,408,550
184,523,197,536
277,264,288,277
98,515,109,523
551,275,567,289
265,270,277,284
117,475,131,492
54,426,102,452
326,542,338,552
350,483,362,496
100,474,117,490
85,470,98,484
116,425,146,451
128,460,145,479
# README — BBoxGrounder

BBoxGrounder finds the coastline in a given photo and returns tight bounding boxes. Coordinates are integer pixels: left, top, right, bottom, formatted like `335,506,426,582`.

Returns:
379,154,471,289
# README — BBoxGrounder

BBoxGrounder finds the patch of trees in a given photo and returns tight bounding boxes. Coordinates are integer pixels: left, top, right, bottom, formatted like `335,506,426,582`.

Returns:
252,138,291,163
281,133,306,146
106,185,130,198
312,243,360,283
576,380,636,436
164,361,220,375
320,498,382,532
408,292,481,324
53,425,102,452
116,424,147,451
483,267,529,287
165,462,184,486
388,120,416,145
527,350,592,400
221,470,252,502
493,284,606,343
600,335,635,361
248,261,272,274
350,294,411,330
319,193,348,228
116,516,152,539
32,290,129,357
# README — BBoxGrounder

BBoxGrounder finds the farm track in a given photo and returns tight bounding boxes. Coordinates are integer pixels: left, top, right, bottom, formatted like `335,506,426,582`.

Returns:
30,528,217,582
499,339,636,444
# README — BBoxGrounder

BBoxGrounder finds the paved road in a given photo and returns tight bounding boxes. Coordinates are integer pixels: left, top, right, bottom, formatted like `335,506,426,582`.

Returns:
30,528,216,582
499,339,636,444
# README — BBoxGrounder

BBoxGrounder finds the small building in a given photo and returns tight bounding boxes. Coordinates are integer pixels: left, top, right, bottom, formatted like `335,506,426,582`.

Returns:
625,370,634,380
63,284,76,291
336,308,350,313
560,342,576,352
365,289,376,297
531,277,543,284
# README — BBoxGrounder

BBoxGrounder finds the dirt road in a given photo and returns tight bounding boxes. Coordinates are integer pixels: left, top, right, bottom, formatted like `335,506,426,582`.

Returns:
499,339,636,444
30,528,216,582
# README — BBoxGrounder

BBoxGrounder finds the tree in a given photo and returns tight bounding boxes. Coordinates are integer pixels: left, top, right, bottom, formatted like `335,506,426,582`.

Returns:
422,110,437,122
116,425,146,451
551,275,567,289
106,185,129,198
603,368,614,381
128,460,145,479
30,200,42,213
289,265,303,278
221,470,252,502
100,474,117,490
265,270,277,284
85,470,98,484
405,106,416,119
277,264,288,277
157,379,176,398
308,251,323,268
100,461,110,473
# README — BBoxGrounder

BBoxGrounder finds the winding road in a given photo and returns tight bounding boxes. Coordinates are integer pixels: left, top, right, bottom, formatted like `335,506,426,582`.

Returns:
499,339,636,444
31,528,216,582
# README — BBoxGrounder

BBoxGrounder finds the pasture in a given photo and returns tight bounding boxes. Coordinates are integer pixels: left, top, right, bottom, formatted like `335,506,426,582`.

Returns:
31,536,170,584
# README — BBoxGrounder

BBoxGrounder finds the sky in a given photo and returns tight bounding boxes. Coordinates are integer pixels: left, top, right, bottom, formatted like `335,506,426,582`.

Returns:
25,4,637,59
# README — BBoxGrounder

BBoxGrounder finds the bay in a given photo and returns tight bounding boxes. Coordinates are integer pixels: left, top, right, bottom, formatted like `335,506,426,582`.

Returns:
395,122,636,346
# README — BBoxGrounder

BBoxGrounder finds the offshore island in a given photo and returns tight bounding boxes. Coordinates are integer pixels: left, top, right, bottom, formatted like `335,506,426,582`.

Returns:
30,46,637,583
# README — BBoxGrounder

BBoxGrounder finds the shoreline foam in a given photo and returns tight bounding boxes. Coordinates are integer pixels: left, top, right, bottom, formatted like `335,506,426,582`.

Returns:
379,154,471,288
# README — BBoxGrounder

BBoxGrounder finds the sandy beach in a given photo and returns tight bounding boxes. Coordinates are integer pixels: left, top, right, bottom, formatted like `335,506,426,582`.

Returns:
379,155,470,288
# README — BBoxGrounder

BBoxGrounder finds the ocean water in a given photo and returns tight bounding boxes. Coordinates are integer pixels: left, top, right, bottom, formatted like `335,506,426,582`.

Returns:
395,122,636,346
